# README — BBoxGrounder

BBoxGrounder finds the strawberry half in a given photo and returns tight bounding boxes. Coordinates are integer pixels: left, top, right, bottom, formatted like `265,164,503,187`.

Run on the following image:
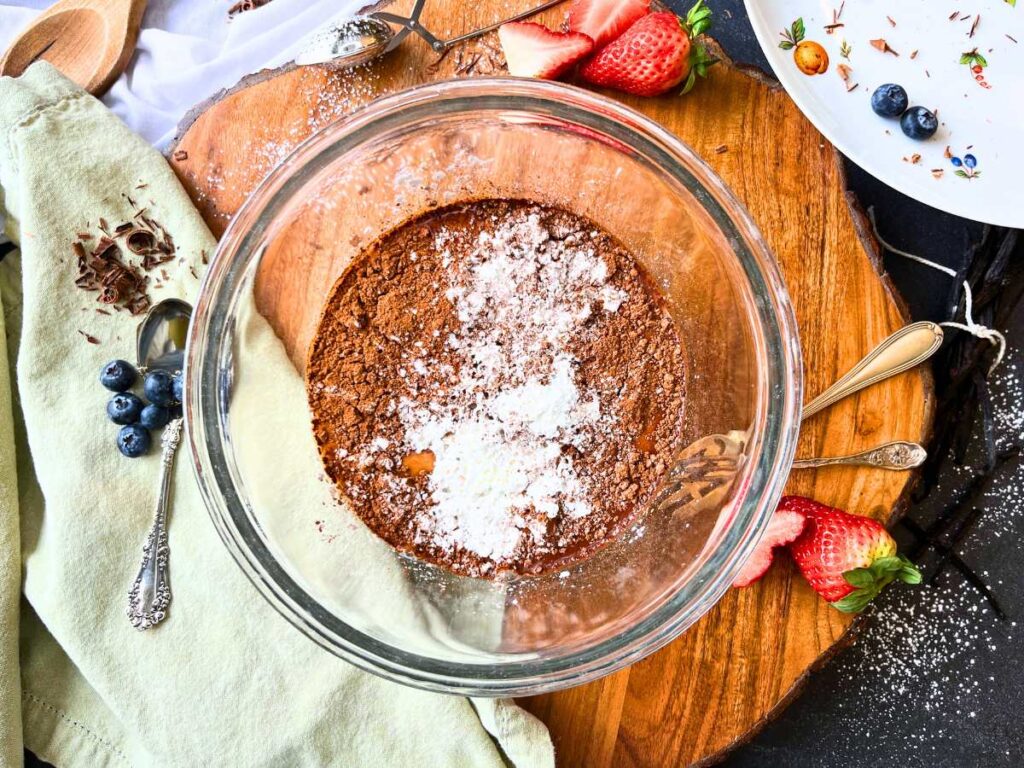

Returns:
579,1,716,97
498,22,595,80
785,496,922,613
568,0,651,49
732,507,807,587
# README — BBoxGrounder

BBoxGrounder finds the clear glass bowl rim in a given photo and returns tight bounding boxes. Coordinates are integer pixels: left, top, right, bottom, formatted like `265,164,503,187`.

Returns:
185,77,803,697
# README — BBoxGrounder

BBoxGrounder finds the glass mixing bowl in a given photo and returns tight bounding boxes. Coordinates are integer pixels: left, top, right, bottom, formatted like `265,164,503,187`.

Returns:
186,78,802,696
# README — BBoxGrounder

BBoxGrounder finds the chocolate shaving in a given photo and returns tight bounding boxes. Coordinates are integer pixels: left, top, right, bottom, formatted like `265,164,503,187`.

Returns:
71,193,185,318
126,228,158,255
870,38,899,56
78,330,100,344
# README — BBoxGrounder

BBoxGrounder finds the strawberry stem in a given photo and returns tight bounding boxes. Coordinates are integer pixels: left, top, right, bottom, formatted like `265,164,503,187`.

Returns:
680,0,717,94
831,555,922,613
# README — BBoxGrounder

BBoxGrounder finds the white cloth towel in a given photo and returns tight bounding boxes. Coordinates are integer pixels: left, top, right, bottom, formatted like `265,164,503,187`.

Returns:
0,0,360,148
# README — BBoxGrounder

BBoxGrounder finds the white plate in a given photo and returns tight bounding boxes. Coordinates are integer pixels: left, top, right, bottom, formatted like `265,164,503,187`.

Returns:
745,0,1024,227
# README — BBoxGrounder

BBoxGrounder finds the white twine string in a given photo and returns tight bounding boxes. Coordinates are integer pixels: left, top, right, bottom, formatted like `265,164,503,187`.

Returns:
867,207,1006,375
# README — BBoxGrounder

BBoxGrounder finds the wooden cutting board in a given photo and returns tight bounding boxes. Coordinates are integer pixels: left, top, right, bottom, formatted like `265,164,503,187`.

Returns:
168,1,934,765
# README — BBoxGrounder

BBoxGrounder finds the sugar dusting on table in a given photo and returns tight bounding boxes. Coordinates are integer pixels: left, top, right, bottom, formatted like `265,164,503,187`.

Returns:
820,346,1022,761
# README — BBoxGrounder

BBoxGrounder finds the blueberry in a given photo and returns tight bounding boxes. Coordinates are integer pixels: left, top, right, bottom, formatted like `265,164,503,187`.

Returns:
951,156,963,167
139,404,171,430
172,372,184,404
117,424,151,458
871,83,909,118
144,370,176,406
99,359,137,392
107,392,144,425
964,154,977,169
900,106,938,140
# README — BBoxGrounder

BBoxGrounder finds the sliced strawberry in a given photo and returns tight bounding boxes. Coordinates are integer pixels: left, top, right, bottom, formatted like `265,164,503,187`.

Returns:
732,508,806,587
498,22,595,80
568,0,651,49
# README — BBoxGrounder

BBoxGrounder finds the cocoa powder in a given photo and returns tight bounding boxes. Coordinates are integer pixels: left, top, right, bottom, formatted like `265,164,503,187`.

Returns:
307,200,687,577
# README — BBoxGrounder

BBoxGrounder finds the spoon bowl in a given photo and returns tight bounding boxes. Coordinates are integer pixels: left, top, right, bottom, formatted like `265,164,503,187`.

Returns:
0,0,147,96
136,298,191,373
294,17,394,69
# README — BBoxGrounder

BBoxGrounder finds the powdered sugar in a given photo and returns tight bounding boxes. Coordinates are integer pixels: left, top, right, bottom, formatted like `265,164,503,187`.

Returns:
395,209,625,562
308,199,688,577
770,342,1024,762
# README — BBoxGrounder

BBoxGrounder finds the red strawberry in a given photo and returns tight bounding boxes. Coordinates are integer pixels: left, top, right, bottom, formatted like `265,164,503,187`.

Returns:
785,496,921,612
733,507,806,587
579,1,716,97
569,0,651,49
498,22,594,80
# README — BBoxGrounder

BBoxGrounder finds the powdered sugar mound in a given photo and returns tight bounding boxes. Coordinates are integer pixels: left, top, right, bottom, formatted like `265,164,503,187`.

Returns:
395,207,626,562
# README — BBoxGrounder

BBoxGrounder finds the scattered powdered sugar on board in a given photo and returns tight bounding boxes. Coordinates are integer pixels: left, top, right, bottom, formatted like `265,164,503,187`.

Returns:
396,210,626,562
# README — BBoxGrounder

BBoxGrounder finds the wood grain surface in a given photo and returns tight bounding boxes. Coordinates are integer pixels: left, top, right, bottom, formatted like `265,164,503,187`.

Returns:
0,0,147,96
168,1,934,765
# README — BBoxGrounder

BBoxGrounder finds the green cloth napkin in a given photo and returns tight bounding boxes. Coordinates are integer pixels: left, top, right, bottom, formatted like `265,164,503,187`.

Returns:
0,62,554,768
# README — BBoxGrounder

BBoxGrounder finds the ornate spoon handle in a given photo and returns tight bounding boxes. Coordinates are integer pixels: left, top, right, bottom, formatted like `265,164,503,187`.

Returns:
127,418,182,630
792,440,927,471
802,321,943,421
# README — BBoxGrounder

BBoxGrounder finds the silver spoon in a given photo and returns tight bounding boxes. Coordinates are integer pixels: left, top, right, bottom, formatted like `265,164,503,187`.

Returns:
792,440,927,471
802,321,943,421
294,0,567,69
127,298,191,631
655,321,942,516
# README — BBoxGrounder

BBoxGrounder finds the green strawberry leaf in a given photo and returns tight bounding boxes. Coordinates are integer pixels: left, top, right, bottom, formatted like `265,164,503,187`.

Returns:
899,568,923,584
684,0,714,37
792,18,806,43
682,70,698,94
872,556,903,572
833,553,922,612
843,568,876,588
831,587,878,613
681,43,718,95
975,52,989,67
897,555,923,584
779,40,795,50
